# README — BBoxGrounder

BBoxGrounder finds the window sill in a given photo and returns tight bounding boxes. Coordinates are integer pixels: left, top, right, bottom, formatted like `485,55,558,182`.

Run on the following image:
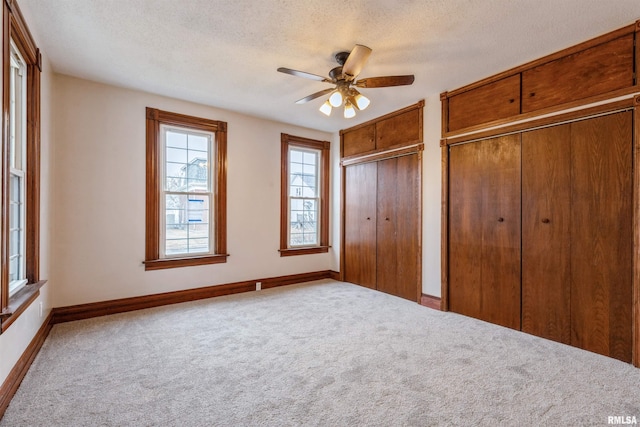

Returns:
279,246,330,257
0,280,47,333
144,254,229,271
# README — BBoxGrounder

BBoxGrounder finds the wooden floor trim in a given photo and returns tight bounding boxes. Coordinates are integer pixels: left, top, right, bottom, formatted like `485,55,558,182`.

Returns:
51,270,340,324
420,294,442,310
0,311,53,419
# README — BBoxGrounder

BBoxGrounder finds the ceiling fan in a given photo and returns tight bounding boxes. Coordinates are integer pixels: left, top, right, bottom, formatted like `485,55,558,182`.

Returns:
277,45,415,118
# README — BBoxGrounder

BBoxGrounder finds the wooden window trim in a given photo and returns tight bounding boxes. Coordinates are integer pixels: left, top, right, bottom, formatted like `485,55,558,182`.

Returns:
279,134,330,256
145,108,228,270
0,0,43,331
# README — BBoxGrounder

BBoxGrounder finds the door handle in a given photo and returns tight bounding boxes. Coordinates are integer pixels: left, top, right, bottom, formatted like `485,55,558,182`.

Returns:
541,218,550,224
497,217,504,222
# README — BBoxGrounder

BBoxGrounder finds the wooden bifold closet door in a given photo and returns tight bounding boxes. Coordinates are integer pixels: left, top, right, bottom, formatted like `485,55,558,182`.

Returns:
522,111,632,362
448,134,521,330
521,124,572,343
448,110,633,362
344,162,377,290
343,154,420,302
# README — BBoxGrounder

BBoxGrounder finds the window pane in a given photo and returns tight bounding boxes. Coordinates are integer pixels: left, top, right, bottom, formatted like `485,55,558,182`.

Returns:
10,203,19,228
9,257,18,282
188,134,209,152
290,150,303,163
189,238,209,253
10,174,20,200
290,162,303,175
291,199,303,210
10,230,20,256
303,151,317,165
166,147,187,163
160,123,216,259
166,162,187,191
165,239,189,255
163,194,211,256
166,131,187,149
290,233,303,246
289,198,319,247
166,162,186,178
187,178,208,192
287,146,322,248
187,149,207,164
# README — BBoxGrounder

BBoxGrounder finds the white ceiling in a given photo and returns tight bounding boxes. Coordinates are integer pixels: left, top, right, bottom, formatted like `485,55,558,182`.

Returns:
18,0,640,133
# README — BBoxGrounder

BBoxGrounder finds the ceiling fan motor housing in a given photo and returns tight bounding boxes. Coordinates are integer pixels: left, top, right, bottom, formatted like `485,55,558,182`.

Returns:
329,66,344,82
334,51,350,66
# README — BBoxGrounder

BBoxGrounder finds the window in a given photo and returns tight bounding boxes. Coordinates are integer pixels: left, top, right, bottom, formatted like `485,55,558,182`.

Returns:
9,41,27,294
280,134,329,256
0,0,45,331
145,108,227,270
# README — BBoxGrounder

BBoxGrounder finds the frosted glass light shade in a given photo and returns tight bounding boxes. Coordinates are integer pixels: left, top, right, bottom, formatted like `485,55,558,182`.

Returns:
344,101,356,118
329,91,343,107
354,93,370,110
319,101,332,116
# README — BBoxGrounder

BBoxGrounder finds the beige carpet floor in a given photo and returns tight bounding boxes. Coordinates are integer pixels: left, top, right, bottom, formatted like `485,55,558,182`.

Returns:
1,280,639,426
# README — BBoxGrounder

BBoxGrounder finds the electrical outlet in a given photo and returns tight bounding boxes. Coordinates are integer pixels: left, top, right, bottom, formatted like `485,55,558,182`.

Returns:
256,282,262,291
39,301,43,318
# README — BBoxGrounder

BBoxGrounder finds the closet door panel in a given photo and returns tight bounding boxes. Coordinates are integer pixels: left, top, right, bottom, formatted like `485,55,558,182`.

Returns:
521,125,571,343
479,135,521,330
376,154,420,301
394,154,421,301
344,162,378,289
376,158,399,297
448,142,484,320
570,111,633,362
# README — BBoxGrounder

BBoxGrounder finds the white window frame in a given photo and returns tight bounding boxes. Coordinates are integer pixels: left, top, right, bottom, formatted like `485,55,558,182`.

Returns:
287,146,321,248
159,124,215,259
8,40,27,295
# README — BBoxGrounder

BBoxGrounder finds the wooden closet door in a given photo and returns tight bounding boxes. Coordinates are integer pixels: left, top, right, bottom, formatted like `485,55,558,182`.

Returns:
449,142,484,320
376,154,420,301
570,111,633,362
449,135,521,329
344,162,378,289
521,124,571,343
479,135,521,329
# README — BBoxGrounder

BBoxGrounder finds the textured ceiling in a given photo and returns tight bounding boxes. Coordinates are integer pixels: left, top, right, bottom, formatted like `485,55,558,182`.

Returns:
18,0,640,132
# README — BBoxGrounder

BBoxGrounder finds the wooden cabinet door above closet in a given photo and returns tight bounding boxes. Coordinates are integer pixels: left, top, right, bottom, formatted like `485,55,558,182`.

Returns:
447,75,521,132
341,101,423,158
376,109,422,150
521,34,635,113
343,125,375,157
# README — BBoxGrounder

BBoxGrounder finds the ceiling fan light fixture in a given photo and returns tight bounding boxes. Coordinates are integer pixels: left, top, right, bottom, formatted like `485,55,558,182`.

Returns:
278,44,414,119
329,91,343,107
319,100,332,116
344,100,356,119
353,93,370,110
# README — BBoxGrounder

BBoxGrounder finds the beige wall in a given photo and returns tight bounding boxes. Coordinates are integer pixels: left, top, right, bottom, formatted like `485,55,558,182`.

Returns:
422,96,443,297
0,49,54,384
50,75,336,307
